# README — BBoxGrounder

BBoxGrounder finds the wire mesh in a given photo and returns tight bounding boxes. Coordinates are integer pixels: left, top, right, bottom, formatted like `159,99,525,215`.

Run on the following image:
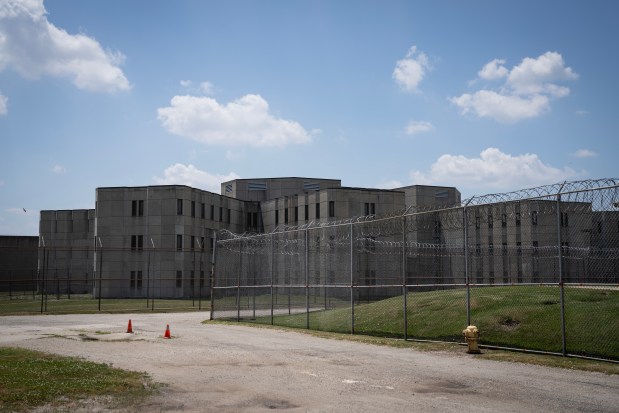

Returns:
213,179,619,361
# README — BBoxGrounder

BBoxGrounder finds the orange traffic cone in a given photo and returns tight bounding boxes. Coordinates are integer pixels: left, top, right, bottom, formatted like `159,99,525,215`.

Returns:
163,324,171,339
126,319,133,334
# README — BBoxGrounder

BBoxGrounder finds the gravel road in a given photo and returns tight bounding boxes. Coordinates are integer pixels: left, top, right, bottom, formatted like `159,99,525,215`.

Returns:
1,312,617,412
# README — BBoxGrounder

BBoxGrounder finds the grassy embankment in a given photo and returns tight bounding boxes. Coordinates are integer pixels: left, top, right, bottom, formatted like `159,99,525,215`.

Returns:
223,286,618,360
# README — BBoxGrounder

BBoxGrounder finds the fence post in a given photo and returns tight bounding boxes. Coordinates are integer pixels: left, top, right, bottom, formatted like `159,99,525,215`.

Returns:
463,199,473,326
237,238,242,322
556,191,567,356
209,232,217,320
350,223,355,335
270,233,274,325
97,238,103,312
402,215,408,340
305,229,310,329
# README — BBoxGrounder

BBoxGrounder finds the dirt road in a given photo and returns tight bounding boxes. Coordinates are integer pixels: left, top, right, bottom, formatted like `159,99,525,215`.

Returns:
1,312,617,412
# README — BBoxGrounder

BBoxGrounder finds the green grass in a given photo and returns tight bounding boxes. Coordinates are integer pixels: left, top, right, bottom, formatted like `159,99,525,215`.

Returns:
226,286,619,360
0,295,210,315
0,347,156,412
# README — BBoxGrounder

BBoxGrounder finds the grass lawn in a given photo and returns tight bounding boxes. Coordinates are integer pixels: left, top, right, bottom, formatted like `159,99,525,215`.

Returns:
228,285,619,360
0,347,156,412
0,295,210,316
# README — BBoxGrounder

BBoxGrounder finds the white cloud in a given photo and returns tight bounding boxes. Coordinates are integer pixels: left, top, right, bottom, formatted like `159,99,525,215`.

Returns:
405,120,434,135
393,45,430,93
410,148,579,191
478,59,508,80
180,80,192,87
0,0,130,93
51,164,65,174
157,94,312,147
375,179,403,189
0,92,7,115
451,52,577,123
573,149,597,158
199,81,214,95
154,163,240,193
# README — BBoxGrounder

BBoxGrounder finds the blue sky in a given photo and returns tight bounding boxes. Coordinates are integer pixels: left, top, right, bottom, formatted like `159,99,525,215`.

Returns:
1,0,617,235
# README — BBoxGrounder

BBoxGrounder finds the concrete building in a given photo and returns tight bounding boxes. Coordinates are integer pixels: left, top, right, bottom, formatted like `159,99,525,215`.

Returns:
0,236,39,293
37,178,461,298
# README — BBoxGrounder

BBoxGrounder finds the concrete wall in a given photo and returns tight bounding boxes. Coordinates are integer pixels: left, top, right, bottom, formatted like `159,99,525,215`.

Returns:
221,177,341,202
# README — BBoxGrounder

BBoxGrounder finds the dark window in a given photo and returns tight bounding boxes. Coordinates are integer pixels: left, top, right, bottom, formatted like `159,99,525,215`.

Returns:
139,200,144,216
475,215,480,229
131,200,137,216
210,204,215,220
210,237,214,252
597,221,602,234
275,210,279,225
227,208,231,223
177,199,183,215
130,271,135,288
517,242,522,255
200,236,205,251
516,212,521,226
475,244,481,256
328,201,335,218
532,211,538,226
304,204,309,221
294,206,298,222
191,201,195,217
315,203,320,219
131,235,143,251
370,203,375,215
560,212,569,227
502,242,507,255
561,241,569,255
176,271,182,288
532,241,539,255
364,203,370,216
176,234,183,251
489,243,494,256
285,208,289,224
191,236,195,250
136,271,142,289
219,207,223,222
488,213,493,228
501,213,507,227
201,203,205,219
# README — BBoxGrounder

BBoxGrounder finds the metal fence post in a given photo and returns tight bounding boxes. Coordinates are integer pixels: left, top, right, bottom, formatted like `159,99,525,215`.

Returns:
463,200,472,326
305,229,310,329
237,238,242,322
97,238,103,312
402,215,408,340
350,223,355,335
556,191,567,356
270,233,274,325
209,232,217,320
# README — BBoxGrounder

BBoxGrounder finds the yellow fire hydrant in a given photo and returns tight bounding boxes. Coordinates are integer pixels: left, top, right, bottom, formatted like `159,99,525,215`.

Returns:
462,325,481,354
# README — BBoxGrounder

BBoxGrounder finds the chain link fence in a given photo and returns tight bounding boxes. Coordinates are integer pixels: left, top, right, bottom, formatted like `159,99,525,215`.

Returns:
0,245,212,314
212,179,619,361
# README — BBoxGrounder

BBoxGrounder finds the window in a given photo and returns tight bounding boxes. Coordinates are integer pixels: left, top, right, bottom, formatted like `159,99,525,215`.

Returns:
200,236,205,251
304,204,309,221
561,241,570,255
136,271,142,289
191,235,195,250
285,208,289,224
130,271,135,288
191,201,196,217
501,213,507,227
597,221,602,234
227,208,231,223
219,207,223,222
201,203,205,219
516,212,521,226
129,271,143,290
488,213,493,228
475,215,480,229
210,204,215,220
489,243,494,256
532,211,538,226
176,271,182,288
131,200,144,217
516,242,522,255
328,201,335,218
315,203,320,219
532,241,539,255
502,242,508,255
131,235,143,251
177,199,183,215
475,244,481,256
210,237,214,252
275,210,279,225
560,212,569,227
364,203,375,216
294,206,298,222
176,234,183,251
